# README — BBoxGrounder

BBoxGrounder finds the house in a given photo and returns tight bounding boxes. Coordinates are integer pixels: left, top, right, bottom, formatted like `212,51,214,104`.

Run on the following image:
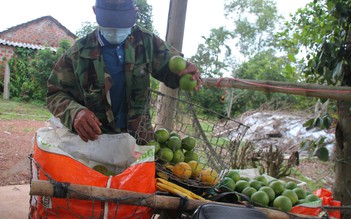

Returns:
0,16,77,99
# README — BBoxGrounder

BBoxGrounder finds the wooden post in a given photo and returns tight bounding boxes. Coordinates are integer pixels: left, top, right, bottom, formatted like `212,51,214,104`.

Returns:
29,180,313,219
202,77,351,101
3,62,10,100
156,0,188,130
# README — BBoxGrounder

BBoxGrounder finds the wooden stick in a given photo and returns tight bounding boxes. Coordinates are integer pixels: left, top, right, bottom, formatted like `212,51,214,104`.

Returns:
203,77,351,101
30,180,315,219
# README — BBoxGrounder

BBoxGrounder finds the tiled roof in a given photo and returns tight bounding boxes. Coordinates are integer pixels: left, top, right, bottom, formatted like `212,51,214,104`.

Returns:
0,39,57,51
0,15,76,39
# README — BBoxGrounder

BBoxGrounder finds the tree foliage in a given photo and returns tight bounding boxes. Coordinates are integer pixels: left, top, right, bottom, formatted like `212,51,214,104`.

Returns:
190,27,234,78
75,21,97,38
236,49,293,81
189,0,305,115
275,0,351,205
7,48,36,101
7,40,71,102
135,0,155,32
189,27,235,114
275,0,351,86
224,0,283,57
231,50,302,115
189,87,226,117
30,40,71,100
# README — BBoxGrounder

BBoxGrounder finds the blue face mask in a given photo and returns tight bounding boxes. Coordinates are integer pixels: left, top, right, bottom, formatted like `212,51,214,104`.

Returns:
99,26,131,44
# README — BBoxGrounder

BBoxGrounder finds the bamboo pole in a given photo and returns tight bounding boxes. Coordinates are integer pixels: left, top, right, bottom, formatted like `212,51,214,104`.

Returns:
30,180,315,219
202,77,351,101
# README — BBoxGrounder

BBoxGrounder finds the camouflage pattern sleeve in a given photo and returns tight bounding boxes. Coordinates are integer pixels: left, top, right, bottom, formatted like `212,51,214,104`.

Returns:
145,30,183,88
46,52,87,132
153,33,183,88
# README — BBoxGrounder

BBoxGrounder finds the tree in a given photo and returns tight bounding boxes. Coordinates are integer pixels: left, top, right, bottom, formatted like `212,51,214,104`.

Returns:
276,0,351,208
189,27,234,114
224,0,283,58
75,21,97,38
5,40,71,102
231,50,305,115
7,48,36,101
190,27,234,78
192,0,301,115
30,40,71,101
135,0,155,32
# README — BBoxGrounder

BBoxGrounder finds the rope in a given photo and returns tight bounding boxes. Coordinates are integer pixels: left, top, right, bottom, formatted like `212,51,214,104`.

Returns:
52,181,69,198
176,196,189,218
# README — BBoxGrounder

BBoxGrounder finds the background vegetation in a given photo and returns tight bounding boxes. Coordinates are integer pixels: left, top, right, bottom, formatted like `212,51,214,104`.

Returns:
1,0,350,205
0,0,317,117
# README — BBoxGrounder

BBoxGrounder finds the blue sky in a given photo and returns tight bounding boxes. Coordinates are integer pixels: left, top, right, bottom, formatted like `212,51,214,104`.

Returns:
0,0,310,57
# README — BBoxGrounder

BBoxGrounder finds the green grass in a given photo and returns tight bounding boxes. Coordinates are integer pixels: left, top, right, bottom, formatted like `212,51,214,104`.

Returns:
0,99,51,121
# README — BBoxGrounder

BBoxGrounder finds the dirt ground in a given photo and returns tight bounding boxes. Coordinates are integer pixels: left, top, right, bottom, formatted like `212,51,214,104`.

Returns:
0,120,46,186
0,119,335,190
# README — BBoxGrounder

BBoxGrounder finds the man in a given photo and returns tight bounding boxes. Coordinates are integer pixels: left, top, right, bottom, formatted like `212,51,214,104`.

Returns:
46,0,201,143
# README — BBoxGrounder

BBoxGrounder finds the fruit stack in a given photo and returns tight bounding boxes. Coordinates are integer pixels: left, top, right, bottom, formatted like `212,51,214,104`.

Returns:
216,170,320,213
149,128,220,189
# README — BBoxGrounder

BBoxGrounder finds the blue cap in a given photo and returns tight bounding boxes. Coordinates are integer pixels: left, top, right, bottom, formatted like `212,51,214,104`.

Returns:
95,0,136,28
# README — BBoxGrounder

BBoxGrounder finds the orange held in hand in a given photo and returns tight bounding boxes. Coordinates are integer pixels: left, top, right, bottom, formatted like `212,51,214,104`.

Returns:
179,74,198,91
169,55,187,73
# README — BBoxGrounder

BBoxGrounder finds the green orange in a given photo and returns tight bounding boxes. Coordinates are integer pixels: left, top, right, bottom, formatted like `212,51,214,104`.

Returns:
259,186,276,202
168,55,186,73
282,189,299,205
273,196,293,212
154,128,170,143
225,170,241,182
166,136,182,151
217,177,236,192
254,175,268,186
251,191,269,206
184,150,199,162
269,180,286,196
181,136,196,151
242,187,257,197
235,180,250,193
147,140,161,153
179,74,197,91
293,188,307,200
171,149,185,164
158,147,174,162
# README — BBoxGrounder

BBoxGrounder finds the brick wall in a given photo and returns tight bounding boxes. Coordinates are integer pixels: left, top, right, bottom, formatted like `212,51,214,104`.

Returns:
0,16,76,81
0,45,14,62
0,18,75,48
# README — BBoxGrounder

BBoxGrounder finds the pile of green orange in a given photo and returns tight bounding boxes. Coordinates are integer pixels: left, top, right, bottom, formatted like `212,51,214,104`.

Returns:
216,170,321,212
149,128,199,164
150,128,219,186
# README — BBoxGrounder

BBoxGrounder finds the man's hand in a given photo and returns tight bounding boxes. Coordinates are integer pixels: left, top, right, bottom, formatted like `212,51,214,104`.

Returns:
73,109,102,142
179,62,202,91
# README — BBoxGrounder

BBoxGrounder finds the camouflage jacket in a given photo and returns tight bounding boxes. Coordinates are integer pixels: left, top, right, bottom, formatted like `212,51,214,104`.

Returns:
46,25,181,135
